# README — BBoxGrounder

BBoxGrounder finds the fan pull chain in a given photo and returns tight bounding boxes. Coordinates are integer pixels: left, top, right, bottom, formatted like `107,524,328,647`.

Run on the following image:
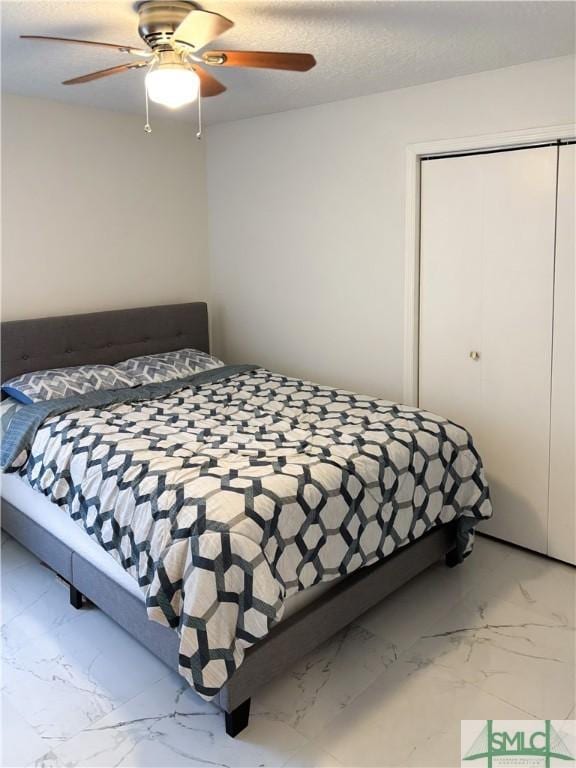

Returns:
144,84,152,134
196,90,202,140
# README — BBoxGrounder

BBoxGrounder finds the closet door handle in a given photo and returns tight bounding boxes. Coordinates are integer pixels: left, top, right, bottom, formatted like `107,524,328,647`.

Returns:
469,351,480,361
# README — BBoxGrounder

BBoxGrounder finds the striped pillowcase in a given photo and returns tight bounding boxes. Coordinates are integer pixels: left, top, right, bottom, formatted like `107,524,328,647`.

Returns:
114,349,224,385
2,365,136,404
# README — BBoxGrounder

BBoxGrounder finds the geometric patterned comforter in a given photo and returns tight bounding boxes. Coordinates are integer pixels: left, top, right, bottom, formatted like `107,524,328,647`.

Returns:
1,365,492,698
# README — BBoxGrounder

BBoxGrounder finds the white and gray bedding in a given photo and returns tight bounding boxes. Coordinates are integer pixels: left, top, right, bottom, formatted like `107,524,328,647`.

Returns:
1,365,492,698
1,472,340,619
1,396,22,434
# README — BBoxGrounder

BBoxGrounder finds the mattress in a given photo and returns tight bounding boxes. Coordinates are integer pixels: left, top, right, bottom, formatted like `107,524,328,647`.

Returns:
0,473,339,619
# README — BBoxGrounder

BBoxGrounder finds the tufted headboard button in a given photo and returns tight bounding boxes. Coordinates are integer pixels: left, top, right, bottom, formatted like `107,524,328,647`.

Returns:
21,354,29,360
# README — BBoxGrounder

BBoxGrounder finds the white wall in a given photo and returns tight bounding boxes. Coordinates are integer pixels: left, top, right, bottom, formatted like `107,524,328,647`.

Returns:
206,56,575,401
1,94,209,320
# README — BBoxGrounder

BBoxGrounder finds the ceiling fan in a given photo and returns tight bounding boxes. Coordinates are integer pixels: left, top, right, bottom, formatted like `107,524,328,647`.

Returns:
20,0,317,115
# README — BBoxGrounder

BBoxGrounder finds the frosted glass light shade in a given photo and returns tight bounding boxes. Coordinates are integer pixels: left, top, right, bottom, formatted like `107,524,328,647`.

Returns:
146,66,200,109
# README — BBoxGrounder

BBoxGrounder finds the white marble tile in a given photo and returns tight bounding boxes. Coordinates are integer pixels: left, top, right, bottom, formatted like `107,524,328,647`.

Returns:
2,557,59,607
253,622,399,738
313,655,532,767
2,607,169,749
403,586,575,719
1,695,49,768
1,535,73,644
1,562,84,657
1,533,39,575
356,565,470,652
555,717,576,760
1,533,573,768
476,537,576,624
1,583,26,626
356,535,512,652
33,674,308,768
283,742,343,768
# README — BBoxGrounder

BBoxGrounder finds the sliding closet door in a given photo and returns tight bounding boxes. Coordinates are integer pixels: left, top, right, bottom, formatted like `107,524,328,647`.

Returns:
419,146,557,553
548,144,575,564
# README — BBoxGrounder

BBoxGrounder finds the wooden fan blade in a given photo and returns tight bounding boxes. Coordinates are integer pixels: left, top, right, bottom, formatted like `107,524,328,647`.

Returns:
63,61,148,85
173,10,233,51
202,50,316,72
20,35,150,57
193,66,226,97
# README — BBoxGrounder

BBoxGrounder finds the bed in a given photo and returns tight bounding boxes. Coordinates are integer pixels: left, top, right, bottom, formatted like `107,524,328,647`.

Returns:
0,302,492,736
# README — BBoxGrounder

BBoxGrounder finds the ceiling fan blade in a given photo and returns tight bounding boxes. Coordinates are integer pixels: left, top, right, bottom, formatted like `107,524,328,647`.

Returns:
20,35,150,57
62,61,148,85
202,50,316,72
173,10,233,51
193,66,226,97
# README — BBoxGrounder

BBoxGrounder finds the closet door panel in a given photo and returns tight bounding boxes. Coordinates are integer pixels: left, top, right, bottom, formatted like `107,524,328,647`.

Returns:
478,148,557,552
419,155,484,429
548,144,575,564
419,147,557,553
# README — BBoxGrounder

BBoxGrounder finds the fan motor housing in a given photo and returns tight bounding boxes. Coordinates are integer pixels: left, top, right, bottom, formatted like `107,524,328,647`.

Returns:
135,0,198,50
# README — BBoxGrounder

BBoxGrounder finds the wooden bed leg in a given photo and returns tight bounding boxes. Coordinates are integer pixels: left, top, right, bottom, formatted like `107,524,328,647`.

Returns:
69,584,84,609
225,698,251,737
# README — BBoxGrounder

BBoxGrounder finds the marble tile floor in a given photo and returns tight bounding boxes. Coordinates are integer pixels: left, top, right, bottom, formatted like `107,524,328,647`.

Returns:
1,531,574,768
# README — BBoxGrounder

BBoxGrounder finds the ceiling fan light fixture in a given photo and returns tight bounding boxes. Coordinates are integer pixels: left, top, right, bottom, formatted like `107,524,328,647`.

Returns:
145,64,199,108
22,2,317,115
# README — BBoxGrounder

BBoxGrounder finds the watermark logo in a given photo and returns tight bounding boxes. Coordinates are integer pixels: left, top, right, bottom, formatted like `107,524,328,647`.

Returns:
461,720,575,767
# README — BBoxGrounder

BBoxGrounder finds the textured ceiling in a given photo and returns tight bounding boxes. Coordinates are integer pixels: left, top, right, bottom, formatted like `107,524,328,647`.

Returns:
2,1,575,125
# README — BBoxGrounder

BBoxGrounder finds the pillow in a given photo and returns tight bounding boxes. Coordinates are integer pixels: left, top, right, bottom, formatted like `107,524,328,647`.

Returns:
114,348,224,386
1,364,135,404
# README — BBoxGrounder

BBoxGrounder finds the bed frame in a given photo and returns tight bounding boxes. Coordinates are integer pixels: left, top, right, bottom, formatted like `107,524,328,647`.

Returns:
0,303,458,737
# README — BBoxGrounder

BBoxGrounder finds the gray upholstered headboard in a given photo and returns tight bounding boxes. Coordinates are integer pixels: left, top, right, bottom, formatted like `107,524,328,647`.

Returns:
1,303,209,383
